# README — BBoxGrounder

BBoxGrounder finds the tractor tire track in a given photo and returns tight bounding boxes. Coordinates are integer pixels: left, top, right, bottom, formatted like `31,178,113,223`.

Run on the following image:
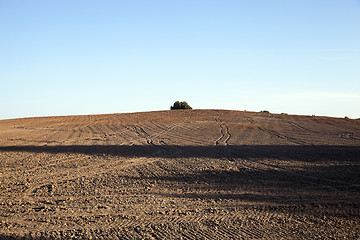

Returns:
23,156,158,200
230,152,360,192
213,115,233,161
246,116,309,145
339,132,360,141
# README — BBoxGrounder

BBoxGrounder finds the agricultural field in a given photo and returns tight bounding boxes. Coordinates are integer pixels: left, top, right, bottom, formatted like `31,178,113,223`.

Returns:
0,109,359,239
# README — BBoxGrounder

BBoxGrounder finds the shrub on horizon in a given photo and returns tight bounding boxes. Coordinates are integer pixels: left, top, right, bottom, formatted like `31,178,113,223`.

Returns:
170,101,192,110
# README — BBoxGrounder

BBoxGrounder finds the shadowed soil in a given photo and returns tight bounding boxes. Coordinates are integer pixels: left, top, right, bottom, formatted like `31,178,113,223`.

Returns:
0,110,359,239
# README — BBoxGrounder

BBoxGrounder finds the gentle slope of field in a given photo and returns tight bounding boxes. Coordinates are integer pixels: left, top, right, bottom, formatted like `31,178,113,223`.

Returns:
0,109,360,239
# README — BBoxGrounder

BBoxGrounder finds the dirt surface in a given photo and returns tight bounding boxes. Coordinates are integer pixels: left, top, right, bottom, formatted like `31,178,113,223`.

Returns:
0,109,359,239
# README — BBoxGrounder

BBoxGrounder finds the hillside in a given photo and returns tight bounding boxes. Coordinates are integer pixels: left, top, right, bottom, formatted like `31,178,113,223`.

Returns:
1,110,360,239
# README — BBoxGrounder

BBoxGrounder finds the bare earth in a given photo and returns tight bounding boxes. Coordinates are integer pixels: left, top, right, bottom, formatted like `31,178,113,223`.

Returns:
0,109,359,239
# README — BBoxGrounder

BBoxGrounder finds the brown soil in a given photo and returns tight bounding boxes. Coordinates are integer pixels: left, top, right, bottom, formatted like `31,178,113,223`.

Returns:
0,109,359,239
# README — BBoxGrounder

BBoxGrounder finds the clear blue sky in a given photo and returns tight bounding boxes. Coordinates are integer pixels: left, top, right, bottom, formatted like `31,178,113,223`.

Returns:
1,0,359,119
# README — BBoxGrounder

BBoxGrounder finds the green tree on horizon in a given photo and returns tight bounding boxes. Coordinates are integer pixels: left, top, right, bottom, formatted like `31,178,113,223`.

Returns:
170,101,192,110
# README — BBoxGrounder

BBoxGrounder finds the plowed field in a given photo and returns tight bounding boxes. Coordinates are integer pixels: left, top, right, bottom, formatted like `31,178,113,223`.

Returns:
1,110,360,239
